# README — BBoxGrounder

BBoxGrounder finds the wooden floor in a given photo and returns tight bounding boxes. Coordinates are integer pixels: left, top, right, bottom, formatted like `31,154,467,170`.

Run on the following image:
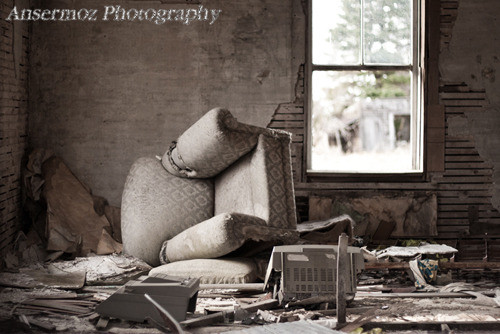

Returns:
1,266,499,333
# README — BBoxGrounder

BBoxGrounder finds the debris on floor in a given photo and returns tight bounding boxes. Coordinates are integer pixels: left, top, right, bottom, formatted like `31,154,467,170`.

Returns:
48,253,151,285
22,149,123,260
1,146,498,332
225,320,344,333
1,255,500,333
363,242,458,260
296,214,355,244
0,266,85,290
408,258,439,290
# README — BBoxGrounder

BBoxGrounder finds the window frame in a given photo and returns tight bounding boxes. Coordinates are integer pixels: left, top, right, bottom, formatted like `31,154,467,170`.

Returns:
305,0,425,181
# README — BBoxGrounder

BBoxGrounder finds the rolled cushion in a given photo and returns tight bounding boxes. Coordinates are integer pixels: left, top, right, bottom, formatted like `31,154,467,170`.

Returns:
121,157,214,266
159,212,299,264
149,258,262,284
162,108,264,178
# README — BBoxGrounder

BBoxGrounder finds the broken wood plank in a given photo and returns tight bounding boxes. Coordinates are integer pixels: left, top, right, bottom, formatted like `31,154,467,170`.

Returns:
355,292,477,298
240,299,279,313
336,233,348,326
361,321,500,331
287,295,336,307
20,299,93,314
0,270,86,289
25,292,79,299
199,293,246,299
365,261,500,270
317,307,374,316
16,304,89,316
81,286,121,293
199,283,265,291
180,312,227,328
181,299,279,329
338,307,378,333
232,320,340,333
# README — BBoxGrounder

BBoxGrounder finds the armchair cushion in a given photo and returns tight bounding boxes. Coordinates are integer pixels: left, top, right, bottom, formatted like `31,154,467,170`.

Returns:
159,213,298,264
149,258,263,284
121,157,213,266
162,108,264,178
122,108,297,270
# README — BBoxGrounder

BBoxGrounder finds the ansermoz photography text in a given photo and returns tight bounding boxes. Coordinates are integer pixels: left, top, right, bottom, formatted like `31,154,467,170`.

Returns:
5,5,222,25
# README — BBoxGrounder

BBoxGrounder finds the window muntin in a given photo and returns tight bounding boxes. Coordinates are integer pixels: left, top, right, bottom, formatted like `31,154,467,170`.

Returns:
309,0,422,174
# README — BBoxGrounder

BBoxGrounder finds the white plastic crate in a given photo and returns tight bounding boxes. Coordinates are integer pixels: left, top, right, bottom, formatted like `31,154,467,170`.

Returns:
264,245,364,303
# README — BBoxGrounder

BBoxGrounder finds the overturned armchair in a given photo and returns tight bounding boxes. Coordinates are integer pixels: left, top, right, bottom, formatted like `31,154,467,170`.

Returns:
121,108,299,283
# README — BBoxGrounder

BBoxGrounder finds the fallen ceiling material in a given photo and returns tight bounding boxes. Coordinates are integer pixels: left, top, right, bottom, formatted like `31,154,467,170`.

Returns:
47,254,151,285
22,148,123,259
366,243,458,260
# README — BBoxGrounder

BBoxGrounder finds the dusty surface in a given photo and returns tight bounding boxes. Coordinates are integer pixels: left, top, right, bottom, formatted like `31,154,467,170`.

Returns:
0,259,499,333
351,297,500,323
1,284,499,333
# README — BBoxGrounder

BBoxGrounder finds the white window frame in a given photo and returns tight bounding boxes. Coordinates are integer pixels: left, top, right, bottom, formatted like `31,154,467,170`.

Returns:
306,0,423,176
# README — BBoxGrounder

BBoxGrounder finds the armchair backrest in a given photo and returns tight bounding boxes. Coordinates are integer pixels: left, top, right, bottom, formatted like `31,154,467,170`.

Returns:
214,131,297,230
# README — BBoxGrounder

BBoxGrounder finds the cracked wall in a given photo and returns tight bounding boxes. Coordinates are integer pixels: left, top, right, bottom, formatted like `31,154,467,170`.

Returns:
29,0,298,205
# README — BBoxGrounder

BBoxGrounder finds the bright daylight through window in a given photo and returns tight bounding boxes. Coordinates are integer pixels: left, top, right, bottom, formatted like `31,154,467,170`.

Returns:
309,0,422,173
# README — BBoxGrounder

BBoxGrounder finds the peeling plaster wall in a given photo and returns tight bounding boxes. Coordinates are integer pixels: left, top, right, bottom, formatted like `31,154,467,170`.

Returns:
285,0,500,247
29,0,297,205
440,0,500,211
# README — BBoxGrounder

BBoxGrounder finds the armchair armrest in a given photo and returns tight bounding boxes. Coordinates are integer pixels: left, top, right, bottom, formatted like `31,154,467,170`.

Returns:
159,212,299,264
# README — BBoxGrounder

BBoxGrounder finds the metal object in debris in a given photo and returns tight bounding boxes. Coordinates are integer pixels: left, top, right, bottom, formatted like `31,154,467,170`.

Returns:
144,293,185,333
264,245,364,304
96,274,199,323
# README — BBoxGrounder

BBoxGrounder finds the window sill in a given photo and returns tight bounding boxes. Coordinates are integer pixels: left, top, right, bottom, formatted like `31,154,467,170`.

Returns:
305,170,426,183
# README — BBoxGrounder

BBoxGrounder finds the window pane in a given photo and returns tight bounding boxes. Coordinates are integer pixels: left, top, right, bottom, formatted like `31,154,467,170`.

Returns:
364,0,412,65
311,70,413,172
312,0,361,65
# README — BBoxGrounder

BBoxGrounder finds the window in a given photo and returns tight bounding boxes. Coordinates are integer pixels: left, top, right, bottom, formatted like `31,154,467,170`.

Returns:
308,0,422,174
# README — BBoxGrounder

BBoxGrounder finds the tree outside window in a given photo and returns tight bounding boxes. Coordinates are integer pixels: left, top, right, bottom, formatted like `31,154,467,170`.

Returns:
309,0,422,173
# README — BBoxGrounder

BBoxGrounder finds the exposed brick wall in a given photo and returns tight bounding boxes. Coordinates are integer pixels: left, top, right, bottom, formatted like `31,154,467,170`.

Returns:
0,0,29,258
267,0,500,260
267,64,305,183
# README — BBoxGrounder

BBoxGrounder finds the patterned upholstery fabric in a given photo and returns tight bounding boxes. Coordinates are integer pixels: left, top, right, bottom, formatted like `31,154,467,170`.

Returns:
121,108,297,273
215,132,297,230
161,107,264,178
121,157,213,266
150,258,262,284
159,213,298,263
